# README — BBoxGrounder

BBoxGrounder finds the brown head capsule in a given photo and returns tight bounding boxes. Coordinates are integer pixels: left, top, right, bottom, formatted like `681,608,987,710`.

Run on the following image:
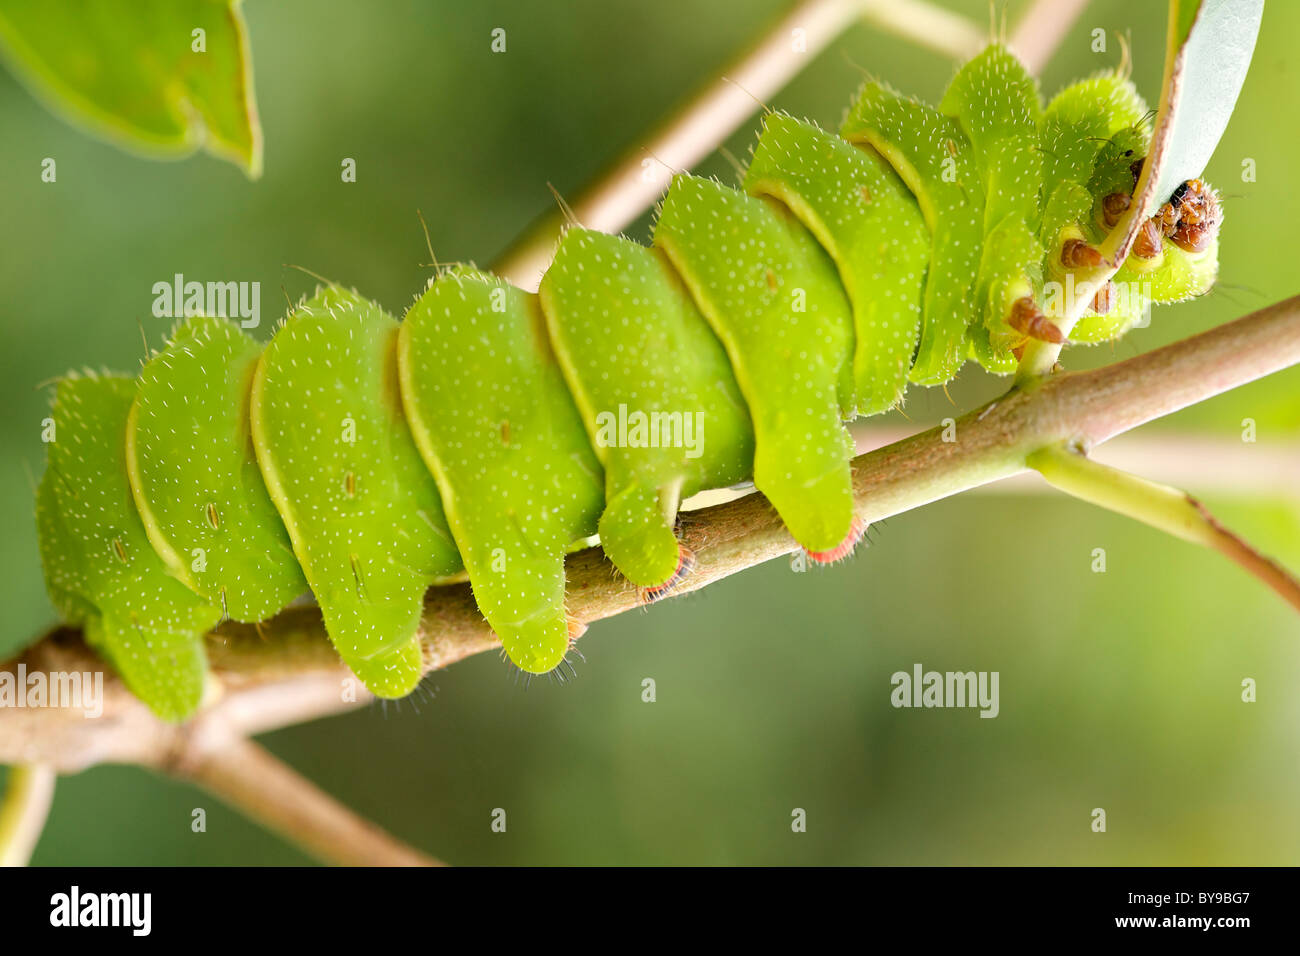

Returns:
1102,192,1132,229
1061,238,1103,269
1159,178,1221,252
1008,296,1065,344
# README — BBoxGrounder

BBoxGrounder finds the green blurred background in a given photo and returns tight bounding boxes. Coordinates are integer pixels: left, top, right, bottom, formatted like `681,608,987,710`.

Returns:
1,0,1297,864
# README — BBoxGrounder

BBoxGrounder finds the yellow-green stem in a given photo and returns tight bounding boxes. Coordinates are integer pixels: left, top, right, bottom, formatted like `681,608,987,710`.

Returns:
1028,442,1300,613
0,764,55,867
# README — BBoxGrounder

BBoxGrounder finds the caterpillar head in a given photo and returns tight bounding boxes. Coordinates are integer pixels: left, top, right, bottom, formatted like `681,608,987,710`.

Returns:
1109,144,1222,258
1092,134,1221,303
1155,178,1221,253
1125,172,1222,302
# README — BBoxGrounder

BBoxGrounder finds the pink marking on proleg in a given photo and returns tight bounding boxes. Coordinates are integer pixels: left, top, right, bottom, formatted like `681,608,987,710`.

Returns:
805,516,867,565
638,545,697,606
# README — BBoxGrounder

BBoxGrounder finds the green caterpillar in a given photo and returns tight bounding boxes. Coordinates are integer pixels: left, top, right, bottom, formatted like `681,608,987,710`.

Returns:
35,44,1222,720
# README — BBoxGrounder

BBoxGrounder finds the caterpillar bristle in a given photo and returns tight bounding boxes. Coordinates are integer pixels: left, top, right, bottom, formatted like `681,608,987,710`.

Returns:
546,654,580,686
501,659,533,691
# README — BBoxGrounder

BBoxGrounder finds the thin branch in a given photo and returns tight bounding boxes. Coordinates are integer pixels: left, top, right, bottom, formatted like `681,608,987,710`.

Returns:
4,292,1298,775
1186,497,1300,614
493,0,997,289
0,764,56,867
848,426,1300,498
172,736,441,867
1009,0,1093,75
1028,442,1300,612
858,0,987,56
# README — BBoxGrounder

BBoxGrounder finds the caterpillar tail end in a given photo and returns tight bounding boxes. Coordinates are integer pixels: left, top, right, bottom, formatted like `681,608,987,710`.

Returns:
637,545,697,606
804,516,868,565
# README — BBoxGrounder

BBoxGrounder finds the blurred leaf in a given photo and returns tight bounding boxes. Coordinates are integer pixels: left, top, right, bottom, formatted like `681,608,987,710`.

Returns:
1106,0,1263,261
0,0,261,176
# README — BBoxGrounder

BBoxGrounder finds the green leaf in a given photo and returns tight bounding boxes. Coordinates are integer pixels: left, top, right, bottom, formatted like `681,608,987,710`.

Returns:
1104,0,1262,263
0,0,261,176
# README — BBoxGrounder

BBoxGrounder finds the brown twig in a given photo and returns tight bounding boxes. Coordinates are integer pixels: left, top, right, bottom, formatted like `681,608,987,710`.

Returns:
176,737,442,866
1009,0,1093,74
1188,496,1300,613
1028,442,1300,613
492,0,1033,289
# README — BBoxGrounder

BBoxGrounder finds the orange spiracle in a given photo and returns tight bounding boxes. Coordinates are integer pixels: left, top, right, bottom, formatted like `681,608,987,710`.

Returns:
1008,296,1065,344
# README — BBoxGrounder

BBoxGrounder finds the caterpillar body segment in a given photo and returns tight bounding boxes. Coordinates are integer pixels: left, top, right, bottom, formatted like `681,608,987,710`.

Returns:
250,286,463,697
126,315,307,622
939,44,1044,356
34,43,1227,719
654,173,857,555
941,45,1043,242
841,82,992,382
538,228,754,590
399,268,605,674
37,377,218,721
744,113,927,416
